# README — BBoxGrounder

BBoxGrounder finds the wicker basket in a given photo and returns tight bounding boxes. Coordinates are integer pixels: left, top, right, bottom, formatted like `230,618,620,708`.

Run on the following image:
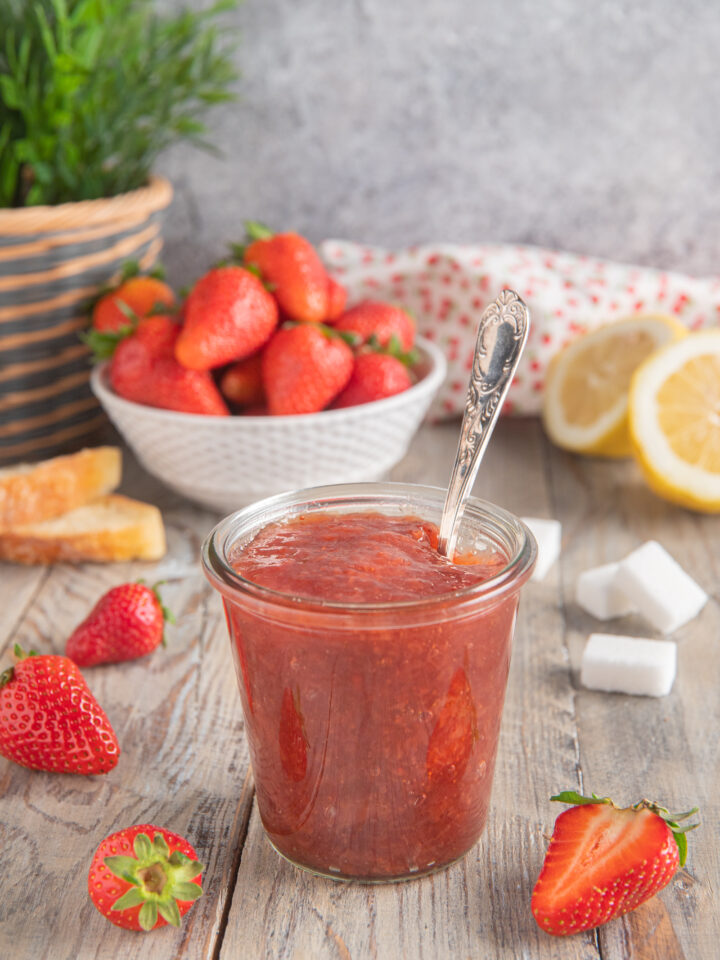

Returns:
0,176,172,464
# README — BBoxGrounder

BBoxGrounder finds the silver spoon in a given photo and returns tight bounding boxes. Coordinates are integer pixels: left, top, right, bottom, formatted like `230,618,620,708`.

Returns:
437,289,531,558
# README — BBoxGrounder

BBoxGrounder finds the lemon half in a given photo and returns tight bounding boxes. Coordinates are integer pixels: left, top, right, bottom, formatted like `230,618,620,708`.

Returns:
629,329,720,512
542,315,686,457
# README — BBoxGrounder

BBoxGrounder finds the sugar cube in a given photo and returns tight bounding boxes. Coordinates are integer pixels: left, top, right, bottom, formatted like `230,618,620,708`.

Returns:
576,562,635,620
522,517,561,582
614,540,707,634
580,633,677,697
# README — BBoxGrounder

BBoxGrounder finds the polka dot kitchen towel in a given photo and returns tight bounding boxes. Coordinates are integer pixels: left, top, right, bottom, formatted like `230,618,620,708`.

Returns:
320,240,720,419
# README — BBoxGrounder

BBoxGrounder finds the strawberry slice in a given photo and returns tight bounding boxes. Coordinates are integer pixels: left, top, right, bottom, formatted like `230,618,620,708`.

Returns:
531,790,699,936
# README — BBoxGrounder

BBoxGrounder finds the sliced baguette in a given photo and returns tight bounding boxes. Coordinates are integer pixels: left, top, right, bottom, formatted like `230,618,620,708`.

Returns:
0,447,122,528
0,494,166,565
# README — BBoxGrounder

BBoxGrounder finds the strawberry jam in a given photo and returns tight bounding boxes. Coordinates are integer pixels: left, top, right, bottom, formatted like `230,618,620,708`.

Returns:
217,507,529,881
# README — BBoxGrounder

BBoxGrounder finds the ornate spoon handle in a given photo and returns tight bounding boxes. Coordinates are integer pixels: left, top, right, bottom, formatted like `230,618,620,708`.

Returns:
437,289,530,558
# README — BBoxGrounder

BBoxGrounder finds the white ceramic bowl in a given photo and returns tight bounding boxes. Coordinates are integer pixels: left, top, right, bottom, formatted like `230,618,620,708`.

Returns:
91,336,447,512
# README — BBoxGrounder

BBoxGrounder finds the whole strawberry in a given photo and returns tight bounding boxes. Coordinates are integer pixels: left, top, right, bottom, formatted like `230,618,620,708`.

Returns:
219,353,265,408
175,266,278,370
0,645,120,774
110,319,229,416
333,351,413,408
92,267,175,334
333,300,415,351
244,222,329,323
67,582,173,667
531,791,699,936
325,275,348,321
89,824,202,931
262,323,354,414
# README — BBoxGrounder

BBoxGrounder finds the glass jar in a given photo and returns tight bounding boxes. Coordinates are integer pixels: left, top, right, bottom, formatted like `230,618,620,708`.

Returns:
202,482,536,882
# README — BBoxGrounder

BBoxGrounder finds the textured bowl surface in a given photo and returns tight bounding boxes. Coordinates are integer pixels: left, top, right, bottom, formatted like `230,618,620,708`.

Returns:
91,336,447,512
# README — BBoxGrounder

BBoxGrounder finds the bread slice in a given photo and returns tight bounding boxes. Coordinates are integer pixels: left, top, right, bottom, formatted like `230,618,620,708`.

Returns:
0,494,166,565
0,447,122,528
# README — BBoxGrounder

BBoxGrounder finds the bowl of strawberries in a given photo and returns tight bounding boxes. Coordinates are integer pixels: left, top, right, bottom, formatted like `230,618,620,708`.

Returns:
90,225,446,512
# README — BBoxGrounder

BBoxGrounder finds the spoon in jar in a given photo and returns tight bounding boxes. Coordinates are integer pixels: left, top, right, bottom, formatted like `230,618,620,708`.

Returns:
437,289,531,559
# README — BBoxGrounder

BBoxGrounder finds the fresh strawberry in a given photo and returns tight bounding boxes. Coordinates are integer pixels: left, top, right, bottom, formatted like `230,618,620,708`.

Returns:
262,323,354,414
531,791,699,936
219,353,265,408
333,351,413,408
325,275,347,321
0,645,119,774
66,582,173,667
148,356,230,415
92,272,175,334
110,320,229,415
88,824,202,931
333,300,415,351
244,222,329,323
175,266,278,371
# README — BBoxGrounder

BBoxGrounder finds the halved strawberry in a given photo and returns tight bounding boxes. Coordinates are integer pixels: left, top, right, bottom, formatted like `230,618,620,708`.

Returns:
531,791,699,936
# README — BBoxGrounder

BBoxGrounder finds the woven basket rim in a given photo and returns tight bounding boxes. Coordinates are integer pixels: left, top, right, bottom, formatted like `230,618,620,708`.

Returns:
0,175,173,236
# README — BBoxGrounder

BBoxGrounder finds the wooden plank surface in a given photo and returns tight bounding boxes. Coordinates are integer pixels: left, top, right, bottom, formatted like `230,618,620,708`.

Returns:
0,420,716,959
0,455,254,960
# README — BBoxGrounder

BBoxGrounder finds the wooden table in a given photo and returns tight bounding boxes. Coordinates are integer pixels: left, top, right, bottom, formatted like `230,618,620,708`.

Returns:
1,419,717,960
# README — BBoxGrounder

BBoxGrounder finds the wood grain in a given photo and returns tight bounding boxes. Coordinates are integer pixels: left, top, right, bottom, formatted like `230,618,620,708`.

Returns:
1,422,716,959
0,456,253,960
544,440,720,960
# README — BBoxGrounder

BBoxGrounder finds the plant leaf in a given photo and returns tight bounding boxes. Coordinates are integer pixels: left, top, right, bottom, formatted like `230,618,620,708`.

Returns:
139,900,158,931
111,887,145,911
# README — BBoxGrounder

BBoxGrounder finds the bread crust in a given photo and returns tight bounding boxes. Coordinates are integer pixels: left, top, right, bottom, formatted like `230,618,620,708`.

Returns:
0,447,122,528
0,494,166,565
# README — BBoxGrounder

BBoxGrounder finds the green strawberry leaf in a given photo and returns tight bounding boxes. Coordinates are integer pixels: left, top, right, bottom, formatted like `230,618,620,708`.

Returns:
119,260,141,283
158,899,182,927
550,791,613,806
134,833,153,860
139,900,158,931
173,881,203,901
174,860,204,881
674,830,688,867
80,325,135,362
104,855,141,880
245,220,273,242
111,888,145,911
148,263,167,281
153,833,170,858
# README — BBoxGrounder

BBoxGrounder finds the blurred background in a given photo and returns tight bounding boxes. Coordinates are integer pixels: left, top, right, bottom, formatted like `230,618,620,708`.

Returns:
160,0,720,285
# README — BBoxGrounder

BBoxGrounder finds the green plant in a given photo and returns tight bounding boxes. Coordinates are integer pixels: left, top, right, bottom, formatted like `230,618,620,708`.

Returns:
0,0,238,207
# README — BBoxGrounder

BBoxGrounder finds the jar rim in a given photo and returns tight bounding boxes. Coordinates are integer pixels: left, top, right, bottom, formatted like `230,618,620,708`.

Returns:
201,482,537,616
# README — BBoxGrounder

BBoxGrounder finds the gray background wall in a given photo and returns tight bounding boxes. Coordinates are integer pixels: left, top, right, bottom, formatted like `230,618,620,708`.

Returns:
159,0,720,286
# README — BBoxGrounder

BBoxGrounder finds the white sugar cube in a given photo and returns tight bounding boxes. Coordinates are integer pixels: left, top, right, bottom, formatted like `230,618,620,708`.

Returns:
522,517,561,582
581,633,677,697
614,540,707,634
576,562,636,620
